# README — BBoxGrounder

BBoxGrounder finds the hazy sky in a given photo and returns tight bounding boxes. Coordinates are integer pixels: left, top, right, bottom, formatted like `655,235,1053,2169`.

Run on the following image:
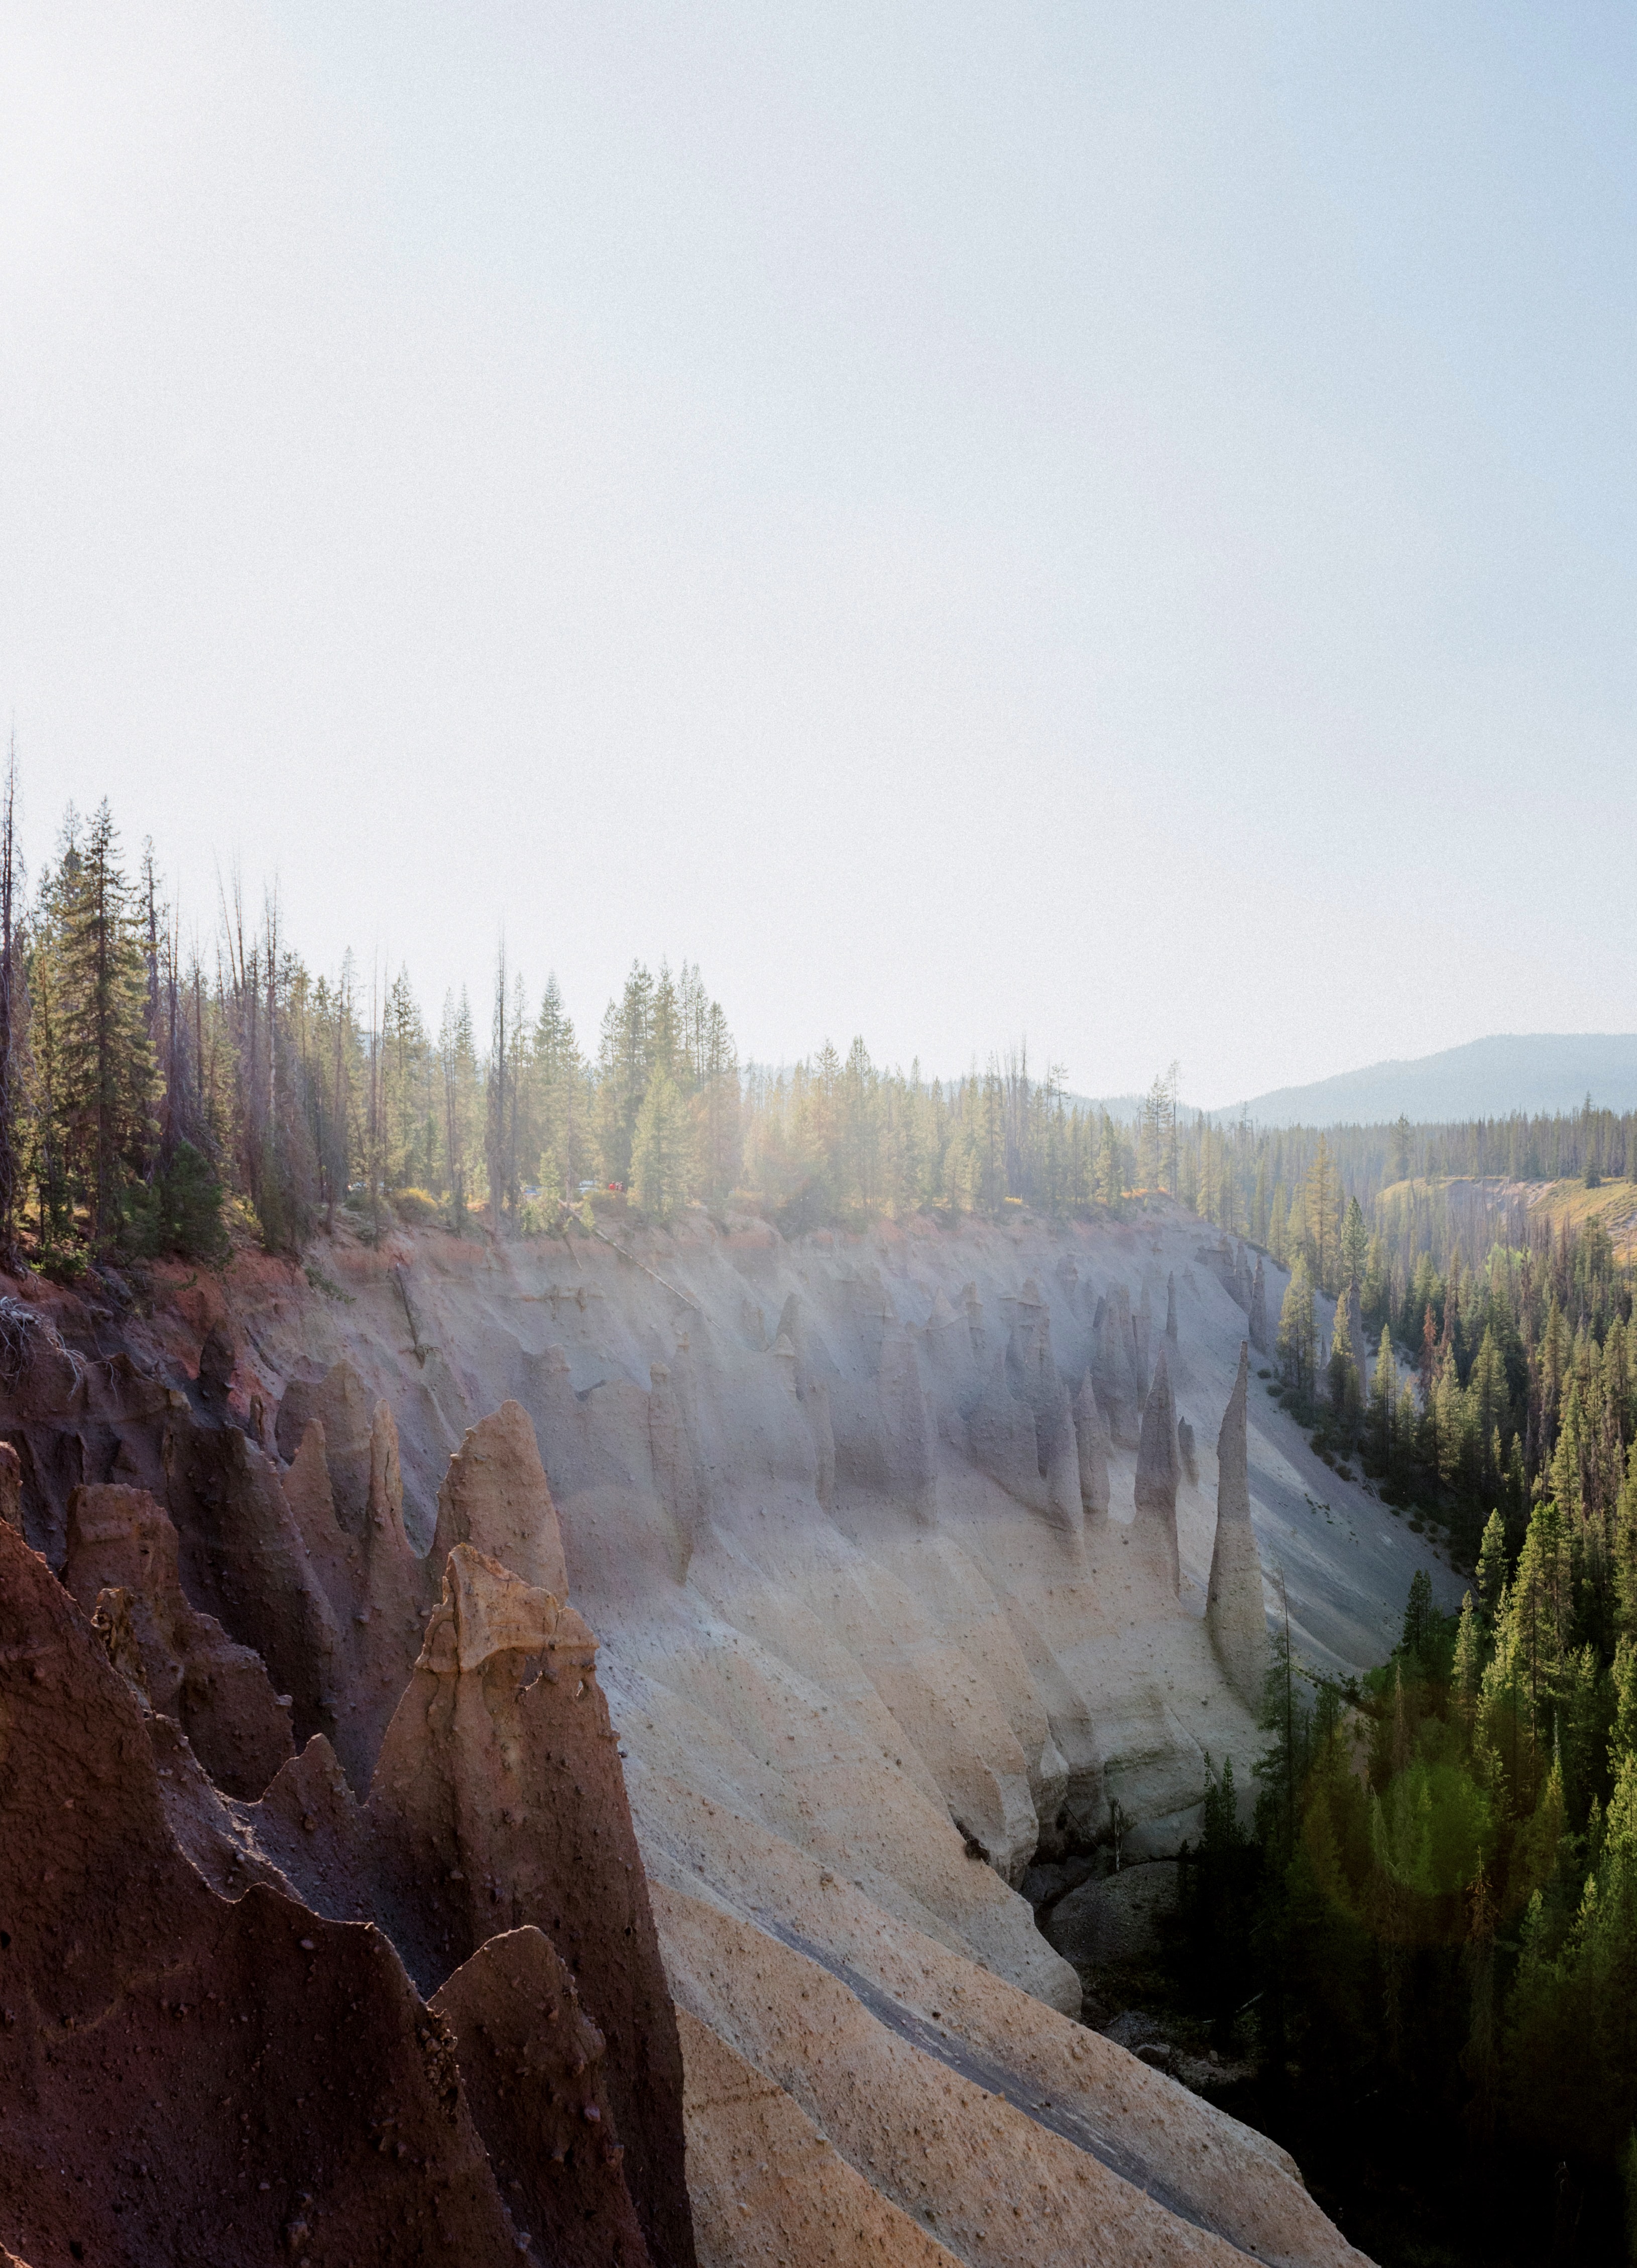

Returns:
5,5,1636,1107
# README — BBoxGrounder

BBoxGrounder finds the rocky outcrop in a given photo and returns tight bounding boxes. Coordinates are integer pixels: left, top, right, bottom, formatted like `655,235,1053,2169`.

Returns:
1248,1256,1268,1355
0,1207,1396,2268
1132,1279,1153,1399
967,1352,1047,1506
1176,1416,1198,1488
429,1400,570,1597
166,1419,344,1749
278,1393,425,1790
366,1544,695,2268
1206,1344,1268,1710
431,1927,654,2268
1165,1271,1178,1344
276,1358,376,1525
1092,1286,1140,1450
62,1481,294,1797
0,1439,20,1529
0,1521,523,2267
1133,1351,1181,1593
1073,1371,1110,1518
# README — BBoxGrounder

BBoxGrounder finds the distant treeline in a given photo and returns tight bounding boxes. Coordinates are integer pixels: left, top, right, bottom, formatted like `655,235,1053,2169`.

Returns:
6,786,1636,1313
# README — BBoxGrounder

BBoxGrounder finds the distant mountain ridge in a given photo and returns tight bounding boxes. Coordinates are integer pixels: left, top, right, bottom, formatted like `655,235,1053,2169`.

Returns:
1210,1035,1637,1129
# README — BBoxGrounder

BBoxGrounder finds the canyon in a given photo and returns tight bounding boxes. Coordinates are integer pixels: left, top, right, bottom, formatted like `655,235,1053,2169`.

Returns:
0,1198,1458,2265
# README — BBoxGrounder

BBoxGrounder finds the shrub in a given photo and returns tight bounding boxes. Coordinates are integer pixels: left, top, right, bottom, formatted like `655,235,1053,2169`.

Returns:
391,1187,440,1225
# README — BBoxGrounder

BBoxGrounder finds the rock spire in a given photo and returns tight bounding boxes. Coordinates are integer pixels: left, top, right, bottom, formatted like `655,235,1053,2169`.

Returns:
1206,1343,1268,1709
1133,1349,1182,1593
1248,1256,1268,1355
1073,1371,1110,1517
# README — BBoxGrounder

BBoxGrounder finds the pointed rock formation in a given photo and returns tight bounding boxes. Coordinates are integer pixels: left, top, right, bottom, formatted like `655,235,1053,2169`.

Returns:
430,1400,569,1600
770,1295,838,1508
1206,1343,1268,1710
63,1482,294,1797
276,1358,378,1529
999,1297,1081,1533
1165,1271,1178,1344
648,1362,703,1578
1132,1280,1153,1398
832,1324,936,1522
1133,1351,1182,1593
0,1521,521,2267
431,1927,654,2268
1073,1371,1110,1517
165,1419,343,1749
966,1352,1045,1508
1092,1288,1138,1449
278,1404,425,1793
1177,1415,1198,1488
1041,1374,1083,1534
240,1733,376,1924
1249,1255,1269,1354
367,1544,695,2268
961,1279,986,1361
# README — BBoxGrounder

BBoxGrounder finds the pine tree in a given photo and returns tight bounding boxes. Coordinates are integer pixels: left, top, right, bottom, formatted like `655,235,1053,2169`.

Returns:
439,989,478,1232
52,801,156,1248
631,1063,691,1223
1369,1323,1397,1470
1341,1195,1368,1290
1306,1136,1339,1292
1276,1255,1318,1402
1476,1509,1509,1629
0,740,23,1266
534,974,587,1203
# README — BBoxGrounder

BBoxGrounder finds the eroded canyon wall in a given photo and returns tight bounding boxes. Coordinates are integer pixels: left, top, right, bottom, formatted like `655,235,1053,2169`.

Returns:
0,1199,1445,2264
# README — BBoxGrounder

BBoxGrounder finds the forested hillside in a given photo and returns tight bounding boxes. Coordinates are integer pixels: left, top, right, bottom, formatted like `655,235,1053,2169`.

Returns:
15,789,1637,1582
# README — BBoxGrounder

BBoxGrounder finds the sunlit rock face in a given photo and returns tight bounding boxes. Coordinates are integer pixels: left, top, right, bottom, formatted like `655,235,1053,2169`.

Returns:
0,1202,1445,2265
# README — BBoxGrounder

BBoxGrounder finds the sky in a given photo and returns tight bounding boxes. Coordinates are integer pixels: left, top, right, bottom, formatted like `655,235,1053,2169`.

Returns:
4,4,1636,1109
